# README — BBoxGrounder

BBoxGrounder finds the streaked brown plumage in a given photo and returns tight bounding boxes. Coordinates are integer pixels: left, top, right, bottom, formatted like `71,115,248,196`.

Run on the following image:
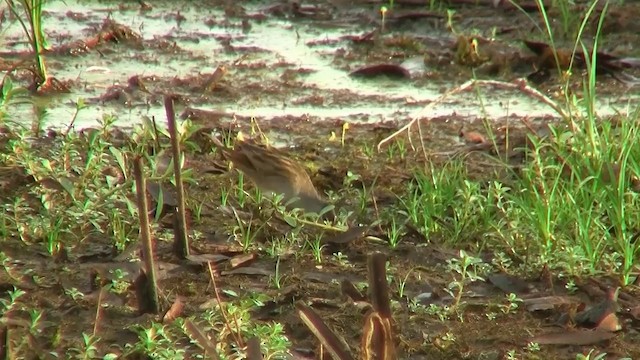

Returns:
218,138,330,215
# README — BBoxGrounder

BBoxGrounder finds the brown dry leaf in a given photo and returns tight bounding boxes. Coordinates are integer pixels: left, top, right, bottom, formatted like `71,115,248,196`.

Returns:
575,287,620,329
185,254,229,266
184,319,220,359
163,296,185,323
205,65,227,92
222,266,273,277
460,130,486,144
322,225,369,245
523,296,578,312
349,64,411,79
531,329,616,345
230,253,257,269
488,273,534,295
295,302,354,360
388,10,444,22
193,243,244,255
596,313,622,332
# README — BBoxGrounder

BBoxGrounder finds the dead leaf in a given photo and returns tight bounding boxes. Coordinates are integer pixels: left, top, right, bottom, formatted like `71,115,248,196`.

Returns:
350,64,411,79
163,296,185,323
296,302,354,360
523,296,578,312
184,319,220,359
230,253,258,269
322,225,369,244
531,329,616,345
488,273,534,295
185,254,229,266
222,266,273,277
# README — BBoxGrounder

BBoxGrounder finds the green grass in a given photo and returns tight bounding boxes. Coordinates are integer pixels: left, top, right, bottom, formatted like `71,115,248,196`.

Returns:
390,113,640,282
1,88,639,357
5,0,49,89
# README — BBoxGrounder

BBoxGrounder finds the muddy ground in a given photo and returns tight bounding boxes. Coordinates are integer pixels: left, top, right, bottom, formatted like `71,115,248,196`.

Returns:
1,0,640,359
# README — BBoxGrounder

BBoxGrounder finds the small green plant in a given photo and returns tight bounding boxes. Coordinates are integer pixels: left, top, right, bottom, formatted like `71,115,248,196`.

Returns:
425,304,450,321
362,142,375,158
108,268,130,294
395,269,414,298
220,186,230,207
332,252,350,266
398,160,468,241
440,332,456,346
236,173,246,207
356,176,376,214
231,207,264,251
1,76,30,118
5,0,50,89
565,279,578,293
271,256,283,289
126,323,185,360
307,234,325,264
446,9,456,33
446,250,486,312
385,214,404,248
0,286,26,314
526,341,541,353
575,350,626,360
386,139,407,160
64,287,84,302
108,209,132,252
500,293,523,314
66,333,102,360
200,296,291,359
192,200,204,223
379,6,388,33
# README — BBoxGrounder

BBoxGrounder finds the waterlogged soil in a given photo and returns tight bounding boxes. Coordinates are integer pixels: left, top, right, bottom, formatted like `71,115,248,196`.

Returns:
2,0,640,359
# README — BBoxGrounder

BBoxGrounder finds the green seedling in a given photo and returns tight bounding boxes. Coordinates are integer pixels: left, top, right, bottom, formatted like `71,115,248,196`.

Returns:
271,256,283,289
235,173,246,207
332,252,350,267
446,9,456,33
446,250,486,313
6,0,50,89
108,268,130,294
231,205,266,251
66,333,103,360
341,122,349,147
362,142,375,158
526,341,541,353
307,234,325,264
220,186,230,207
500,293,523,314
192,200,204,223
395,268,415,299
1,286,26,314
385,214,404,248
380,6,388,33
126,323,185,360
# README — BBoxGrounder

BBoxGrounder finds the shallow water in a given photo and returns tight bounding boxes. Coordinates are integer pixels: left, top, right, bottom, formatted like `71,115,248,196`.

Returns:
1,0,638,130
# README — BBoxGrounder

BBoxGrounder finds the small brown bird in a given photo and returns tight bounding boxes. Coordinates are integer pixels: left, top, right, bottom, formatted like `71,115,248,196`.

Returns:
214,137,331,215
